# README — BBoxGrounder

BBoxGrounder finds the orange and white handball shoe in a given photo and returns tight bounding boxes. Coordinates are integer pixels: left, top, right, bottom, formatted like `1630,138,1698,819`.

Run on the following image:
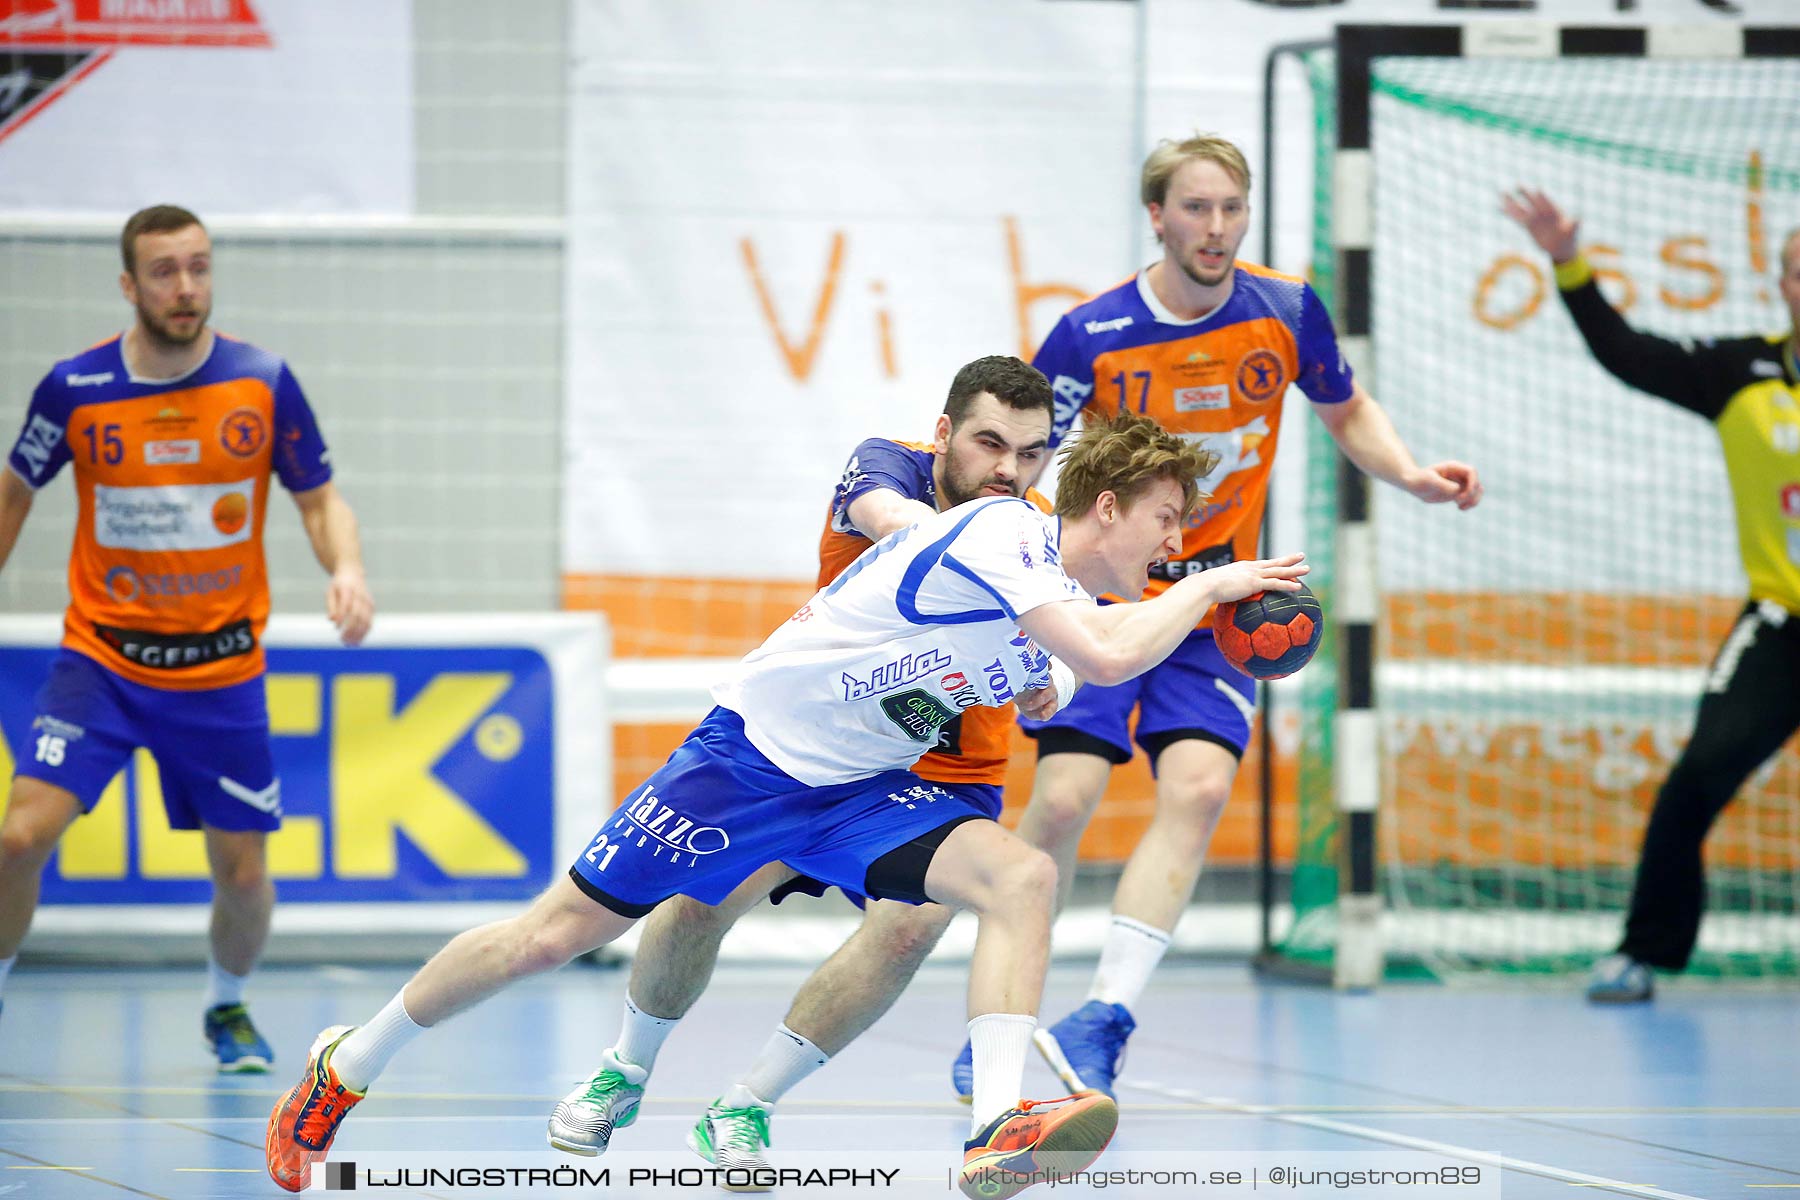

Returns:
958,1090,1118,1199
265,1025,367,1192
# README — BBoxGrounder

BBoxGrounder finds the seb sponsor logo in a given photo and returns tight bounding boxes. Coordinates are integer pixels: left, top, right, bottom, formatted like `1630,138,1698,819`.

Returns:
1174,384,1230,413
104,563,244,605
1782,483,1800,520
842,648,952,701
145,438,201,466
93,478,254,551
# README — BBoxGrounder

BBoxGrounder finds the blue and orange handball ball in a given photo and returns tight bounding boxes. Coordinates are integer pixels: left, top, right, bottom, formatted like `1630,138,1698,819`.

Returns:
1212,582,1324,680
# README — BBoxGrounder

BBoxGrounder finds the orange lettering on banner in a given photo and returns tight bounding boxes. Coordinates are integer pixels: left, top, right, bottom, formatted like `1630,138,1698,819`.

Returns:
870,280,897,377
1588,243,1636,314
739,231,847,382
1003,216,1088,362
1747,150,1768,276
1472,253,1543,331
1659,236,1725,311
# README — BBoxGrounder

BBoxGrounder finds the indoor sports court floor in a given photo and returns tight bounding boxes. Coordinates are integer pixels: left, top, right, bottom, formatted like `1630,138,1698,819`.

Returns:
1,959,1795,1198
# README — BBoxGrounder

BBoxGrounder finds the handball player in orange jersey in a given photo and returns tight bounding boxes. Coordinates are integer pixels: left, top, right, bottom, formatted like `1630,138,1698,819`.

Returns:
0,205,373,1069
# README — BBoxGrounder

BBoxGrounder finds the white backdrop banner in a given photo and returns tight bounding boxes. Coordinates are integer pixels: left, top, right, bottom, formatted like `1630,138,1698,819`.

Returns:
0,0,413,215
564,0,1796,585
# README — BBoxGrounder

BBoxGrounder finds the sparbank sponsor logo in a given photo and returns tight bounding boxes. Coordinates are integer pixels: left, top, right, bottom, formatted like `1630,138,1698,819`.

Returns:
841,648,952,701
103,563,244,605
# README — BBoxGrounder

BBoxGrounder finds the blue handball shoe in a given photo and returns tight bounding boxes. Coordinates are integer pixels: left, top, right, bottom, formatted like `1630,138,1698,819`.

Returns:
205,1003,274,1073
952,1038,974,1103
1033,1001,1135,1098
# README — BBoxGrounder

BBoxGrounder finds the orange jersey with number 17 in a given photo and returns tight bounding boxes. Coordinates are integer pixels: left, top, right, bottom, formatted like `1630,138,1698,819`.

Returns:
1035,263,1354,601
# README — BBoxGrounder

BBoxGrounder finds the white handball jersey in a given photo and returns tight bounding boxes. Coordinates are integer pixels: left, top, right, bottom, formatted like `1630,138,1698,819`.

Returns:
713,496,1090,785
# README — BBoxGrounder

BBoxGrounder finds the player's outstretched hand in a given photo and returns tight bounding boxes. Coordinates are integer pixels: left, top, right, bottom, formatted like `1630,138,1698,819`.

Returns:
1201,553,1307,607
1404,461,1482,509
328,568,375,646
1501,187,1578,264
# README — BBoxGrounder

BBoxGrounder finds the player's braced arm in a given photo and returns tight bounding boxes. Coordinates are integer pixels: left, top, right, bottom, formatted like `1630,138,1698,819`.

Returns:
846,489,936,542
1556,259,1718,417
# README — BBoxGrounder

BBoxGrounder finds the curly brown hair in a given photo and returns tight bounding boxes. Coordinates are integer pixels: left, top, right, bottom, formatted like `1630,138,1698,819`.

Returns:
1053,411,1218,521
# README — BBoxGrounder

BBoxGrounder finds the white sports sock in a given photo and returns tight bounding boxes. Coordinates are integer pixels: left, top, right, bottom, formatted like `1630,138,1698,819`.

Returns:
968,1012,1036,1136
719,1082,773,1111
204,957,247,1010
0,954,16,998
738,1023,829,1105
330,990,424,1092
1086,916,1171,1010
613,992,679,1071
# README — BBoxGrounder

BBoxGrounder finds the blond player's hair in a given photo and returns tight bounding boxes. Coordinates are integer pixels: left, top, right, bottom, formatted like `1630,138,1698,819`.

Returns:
1054,411,1218,521
1140,133,1252,208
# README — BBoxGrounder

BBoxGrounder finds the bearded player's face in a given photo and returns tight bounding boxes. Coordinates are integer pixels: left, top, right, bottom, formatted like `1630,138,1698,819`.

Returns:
935,393,1052,509
122,224,213,349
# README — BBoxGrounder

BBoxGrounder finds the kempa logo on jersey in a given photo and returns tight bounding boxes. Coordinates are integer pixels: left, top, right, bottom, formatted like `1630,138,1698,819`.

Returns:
841,648,952,701
104,563,244,604
65,371,114,387
1084,316,1133,335
620,785,730,859
0,1,272,148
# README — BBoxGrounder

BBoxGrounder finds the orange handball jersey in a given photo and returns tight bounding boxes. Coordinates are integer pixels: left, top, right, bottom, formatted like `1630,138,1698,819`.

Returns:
7,334,333,690
1035,263,1354,602
819,437,1052,787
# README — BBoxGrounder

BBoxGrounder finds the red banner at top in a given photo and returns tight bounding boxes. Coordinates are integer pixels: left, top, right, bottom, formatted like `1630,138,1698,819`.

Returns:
0,0,271,48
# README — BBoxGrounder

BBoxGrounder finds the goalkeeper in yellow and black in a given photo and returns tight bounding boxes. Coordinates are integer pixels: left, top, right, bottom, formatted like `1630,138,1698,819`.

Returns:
1504,187,1800,1005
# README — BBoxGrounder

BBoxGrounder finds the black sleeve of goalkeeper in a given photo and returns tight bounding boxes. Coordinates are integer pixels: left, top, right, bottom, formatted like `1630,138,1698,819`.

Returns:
1553,257,1736,421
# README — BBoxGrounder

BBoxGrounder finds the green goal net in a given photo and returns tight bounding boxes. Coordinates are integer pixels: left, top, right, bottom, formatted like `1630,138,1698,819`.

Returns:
1278,43,1800,981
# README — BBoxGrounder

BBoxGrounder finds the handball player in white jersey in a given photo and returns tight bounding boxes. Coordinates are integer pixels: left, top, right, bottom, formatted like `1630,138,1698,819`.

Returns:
267,408,1305,1199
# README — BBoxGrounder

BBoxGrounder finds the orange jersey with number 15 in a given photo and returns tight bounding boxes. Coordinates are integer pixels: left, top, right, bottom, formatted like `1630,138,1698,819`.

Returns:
7,334,333,689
